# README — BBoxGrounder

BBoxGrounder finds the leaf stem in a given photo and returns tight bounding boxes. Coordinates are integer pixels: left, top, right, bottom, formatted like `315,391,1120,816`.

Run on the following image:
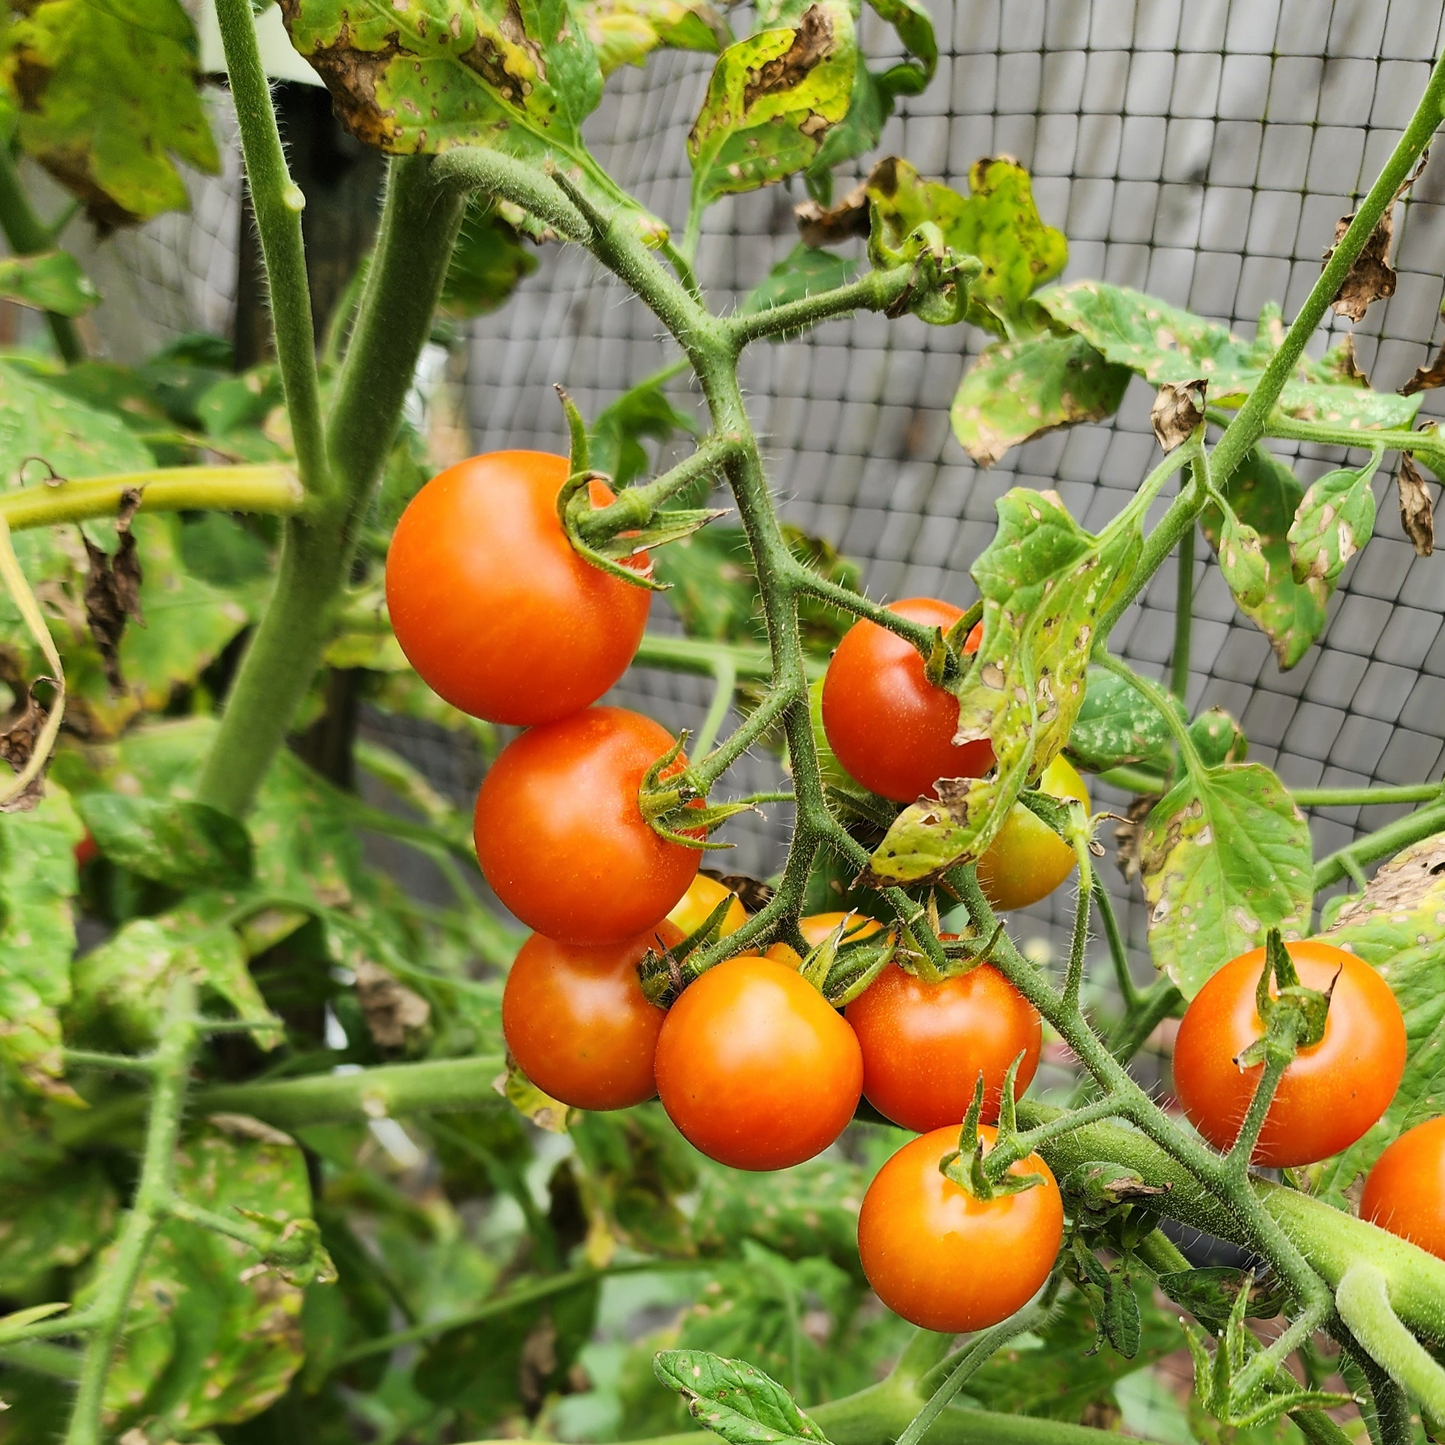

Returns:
0,465,304,531
1335,1263,1445,1420
1170,513,1194,699
1313,800,1445,892
212,0,329,499
0,143,83,363
724,262,918,349
1294,781,1444,809
693,655,738,756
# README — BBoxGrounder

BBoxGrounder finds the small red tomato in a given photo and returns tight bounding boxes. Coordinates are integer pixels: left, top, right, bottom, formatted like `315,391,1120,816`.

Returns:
821,600,993,803
474,707,700,945
654,955,863,1171
845,946,1041,1133
858,1124,1064,1332
1361,1117,1445,1260
502,922,681,1111
1172,940,1405,1168
386,452,649,725
74,831,100,868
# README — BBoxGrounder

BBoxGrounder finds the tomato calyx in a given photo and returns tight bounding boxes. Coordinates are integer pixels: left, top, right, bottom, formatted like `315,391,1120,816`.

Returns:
637,892,738,1005
923,599,983,689
796,916,897,1006
939,1056,1045,1201
638,732,756,850
1235,929,1335,1070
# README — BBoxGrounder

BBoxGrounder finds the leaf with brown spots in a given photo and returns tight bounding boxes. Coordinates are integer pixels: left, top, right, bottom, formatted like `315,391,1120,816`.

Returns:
866,489,1140,885
1398,452,1435,557
1139,762,1311,998
687,0,855,212
1327,207,1397,323
1149,378,1206,452
1288,456,1381,608
794,179,867,246
654,1349,833,1445
1313,832,1445,1202
353,959,432,1050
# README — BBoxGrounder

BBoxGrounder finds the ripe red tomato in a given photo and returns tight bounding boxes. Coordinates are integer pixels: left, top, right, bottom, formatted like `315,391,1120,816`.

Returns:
858,1124,1063,1332
821,601,993,803
976,755,1089,912
502,921,681,1111
474,707,700,945
765,910,883,968
1361,1117,1445,1259
74,831,99,868
1172,940,1405,1168
668,874,747,939
654,955,862,1170
845,945,1041,1133
385,451,649,725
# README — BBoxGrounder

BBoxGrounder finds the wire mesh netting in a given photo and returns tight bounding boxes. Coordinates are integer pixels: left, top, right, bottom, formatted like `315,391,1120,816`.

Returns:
66,0,1445,1028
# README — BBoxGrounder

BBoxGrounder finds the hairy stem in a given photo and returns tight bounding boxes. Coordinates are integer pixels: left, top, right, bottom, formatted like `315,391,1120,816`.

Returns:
212,0,329,498
1336,1263,1445,1419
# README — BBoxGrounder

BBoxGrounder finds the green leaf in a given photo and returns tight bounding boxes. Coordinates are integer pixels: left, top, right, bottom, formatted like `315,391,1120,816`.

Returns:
0,249,99,315
1287,460,1380,609
866,155,1066,335
1186,708,1247,768
741,242,858,322
279,0,606,173
1139,762,1312,997
653,1349,833,1445
69,890,284,1051
76,793,253,888
0,1153,115,1293
1037,282,1422,431
590,379,701,489
1200,447,1327,670
1155,1268,1287,1329
1064,664,1179,775
440,200,539,319
951,331,1130,466
0,787,83,1099
867,490,1139,885
0,354,155,478
0,0,219,227
570,1106,698,1256
86,1120,315,1432
687,1,856,211
1311,833,1445,1199
579,0,727,75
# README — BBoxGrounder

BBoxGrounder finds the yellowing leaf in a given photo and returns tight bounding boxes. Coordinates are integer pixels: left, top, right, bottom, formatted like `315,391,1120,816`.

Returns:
579,0,727,76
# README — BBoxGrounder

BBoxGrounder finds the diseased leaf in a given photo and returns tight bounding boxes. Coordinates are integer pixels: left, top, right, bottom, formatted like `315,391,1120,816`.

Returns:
1397,452,1435,557
654,1349,833,1445
0,1157,116,1294
741,243,858,324
867,490,1138,885
686,1,855,211
81,487,144,691
1149,378,1206,451
1288,461,1379,608
76,792,253,889
578,0,727,75
1139,762,1312,997
866,155,1065,335
0,0,220,226
1327,207,1396,323
278,0,615,201
69,890,283,1051
1064,664,1179,775
951,332,1130,466
1402,336,1445,397
1312,833,1445,1199
0,787,83,1099
85,1122,314,1432
1200,446,1327,670
1037,283,1422,431
1187,708,1246,768
0,249,100,315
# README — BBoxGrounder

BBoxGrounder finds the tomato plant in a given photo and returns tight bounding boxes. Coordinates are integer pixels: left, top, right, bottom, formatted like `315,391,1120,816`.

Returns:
386,453,650,724
474,706,701,943
1172,940,1406,1167
3,1,1445,1441
857,1124,1064,1333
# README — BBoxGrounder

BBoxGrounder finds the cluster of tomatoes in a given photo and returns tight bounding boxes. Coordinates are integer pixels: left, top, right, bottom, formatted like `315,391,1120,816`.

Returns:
385,450,1440,1336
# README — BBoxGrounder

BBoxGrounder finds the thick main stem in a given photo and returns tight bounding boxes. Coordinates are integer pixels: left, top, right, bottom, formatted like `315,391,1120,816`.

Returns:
196,157,464,816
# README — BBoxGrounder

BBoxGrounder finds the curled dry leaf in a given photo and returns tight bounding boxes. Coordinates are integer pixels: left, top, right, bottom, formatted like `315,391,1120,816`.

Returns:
353,959,431,1050
1398,453,1435,556
1113,793,1153,884
1150,378,1207,451
701,868,775,911
1327,207,1397,323
1401,338,1445,397
82,487,145,691
794,178,868,247
0,680,54,813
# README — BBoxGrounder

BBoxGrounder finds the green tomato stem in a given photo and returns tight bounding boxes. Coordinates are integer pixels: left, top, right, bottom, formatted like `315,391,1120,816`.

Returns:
1170,510,1194,699
1336,1263,1445,1420
1313,799,1445,892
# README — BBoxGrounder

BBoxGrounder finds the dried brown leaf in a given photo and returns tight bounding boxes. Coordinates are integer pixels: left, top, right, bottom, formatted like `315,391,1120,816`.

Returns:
1398,453,1435,556
701,868,775,912
1327,208,1397,323
82,488,145,691
794,178,868,248
1113,794,1154,884
353,960,431,1050
0,680,55,813
1402,338,1445,397
1150,378,1207,451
